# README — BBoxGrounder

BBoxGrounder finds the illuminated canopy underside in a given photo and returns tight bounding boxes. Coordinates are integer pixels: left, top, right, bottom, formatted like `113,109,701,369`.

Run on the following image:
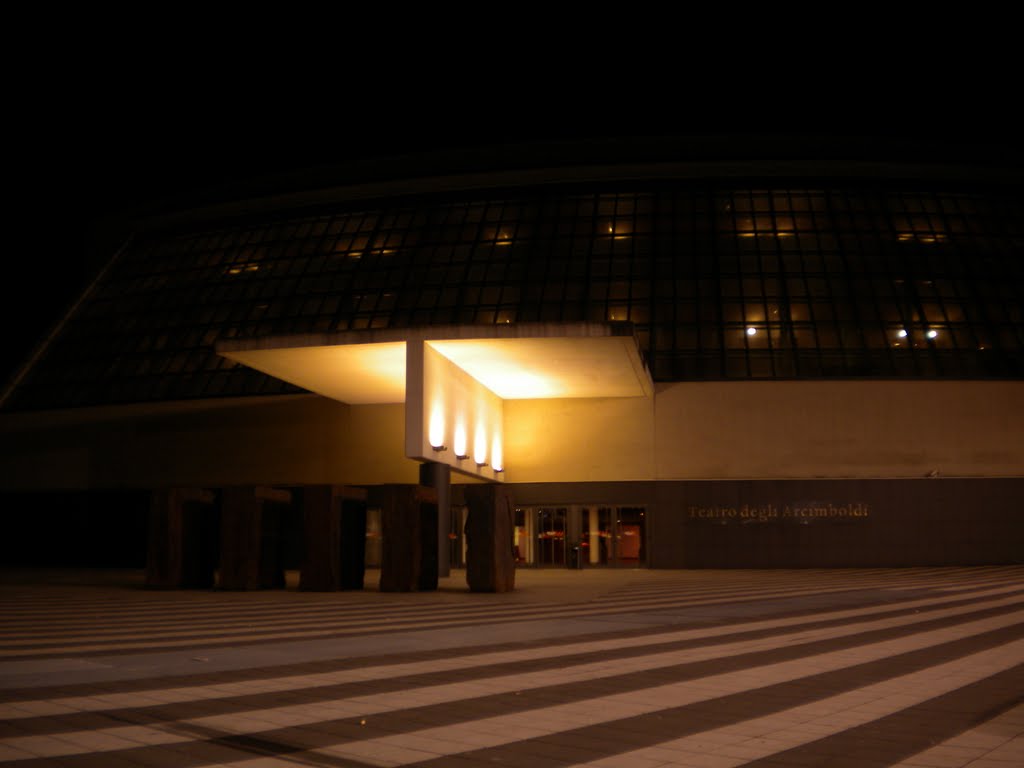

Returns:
217,323,652,404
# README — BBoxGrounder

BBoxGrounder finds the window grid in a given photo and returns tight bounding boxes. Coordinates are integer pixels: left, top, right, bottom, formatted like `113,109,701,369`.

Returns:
8,185,1022,410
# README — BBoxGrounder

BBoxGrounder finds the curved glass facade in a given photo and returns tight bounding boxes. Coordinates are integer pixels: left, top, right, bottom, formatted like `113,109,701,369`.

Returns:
9,183,1023,410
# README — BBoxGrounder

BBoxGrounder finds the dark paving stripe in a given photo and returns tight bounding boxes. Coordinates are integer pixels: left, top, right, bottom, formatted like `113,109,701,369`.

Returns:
740,664,1024,768
6,615,1021,768
397,631,1024,768
5,582,851,624
4,585,1022,705
7,578,1022,663
0,588,860,648
4,591,1024,737
7,571,1010,638
1,596,641,633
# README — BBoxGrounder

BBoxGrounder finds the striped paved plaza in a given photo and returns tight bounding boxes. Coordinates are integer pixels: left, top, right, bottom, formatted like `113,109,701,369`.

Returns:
0,567,1021,767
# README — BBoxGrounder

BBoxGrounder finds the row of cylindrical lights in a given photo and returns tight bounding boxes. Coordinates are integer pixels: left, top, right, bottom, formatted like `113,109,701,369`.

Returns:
429,405,503,472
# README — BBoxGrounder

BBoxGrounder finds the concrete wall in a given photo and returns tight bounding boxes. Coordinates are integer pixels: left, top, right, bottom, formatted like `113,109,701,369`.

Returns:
655,381,1024,479
2,380,1022,491
0,396,420,490
503,396,655,483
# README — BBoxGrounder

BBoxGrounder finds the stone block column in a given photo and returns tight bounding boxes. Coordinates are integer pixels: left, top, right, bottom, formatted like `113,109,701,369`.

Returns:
300,485,368,591
463,484,516,592
372,485,439,592
219,486,292,590
419,462,451,578
146,488,216,589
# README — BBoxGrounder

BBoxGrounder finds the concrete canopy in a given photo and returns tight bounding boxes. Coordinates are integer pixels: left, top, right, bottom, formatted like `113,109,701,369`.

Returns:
216,323,652,405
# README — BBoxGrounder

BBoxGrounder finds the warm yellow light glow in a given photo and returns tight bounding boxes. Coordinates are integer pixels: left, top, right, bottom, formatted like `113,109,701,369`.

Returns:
491,371,559,398
225,262,260,275
453,422,468,458
491,434,503,472
473,423,487,466
221,341,406,404
429,337,650,400
428,403,445,448
897,232,946,244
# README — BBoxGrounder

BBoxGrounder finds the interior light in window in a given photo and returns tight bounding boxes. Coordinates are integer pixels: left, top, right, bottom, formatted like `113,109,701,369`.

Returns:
927,329,938,339
746,327,757,336
897,329,908,338
224,263,260,276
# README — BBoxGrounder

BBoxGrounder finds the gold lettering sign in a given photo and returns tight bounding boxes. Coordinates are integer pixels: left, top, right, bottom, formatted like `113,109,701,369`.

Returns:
687,502,871,524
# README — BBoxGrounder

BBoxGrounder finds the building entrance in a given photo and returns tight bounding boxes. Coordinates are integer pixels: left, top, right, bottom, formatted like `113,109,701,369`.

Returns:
582,506,646,566
514,505,646,567
535,507,567,565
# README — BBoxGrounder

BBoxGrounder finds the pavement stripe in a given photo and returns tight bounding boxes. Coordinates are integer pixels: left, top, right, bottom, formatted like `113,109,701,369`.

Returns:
2,605,1020,763
276,627,1024,768
5,571,1023,659
1,568,1022,768
887,702,1024,768
4,567,1016,633
3,583,1021,723
559,660,1023,767
734,666,1024,768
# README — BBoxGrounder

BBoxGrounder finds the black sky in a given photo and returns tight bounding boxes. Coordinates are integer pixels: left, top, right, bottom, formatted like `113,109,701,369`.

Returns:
7,54,1022,392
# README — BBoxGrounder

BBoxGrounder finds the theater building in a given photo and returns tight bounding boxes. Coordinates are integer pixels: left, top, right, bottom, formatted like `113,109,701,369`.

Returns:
2,137,1022,587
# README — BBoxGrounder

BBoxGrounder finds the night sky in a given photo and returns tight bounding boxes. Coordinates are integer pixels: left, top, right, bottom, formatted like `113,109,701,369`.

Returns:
7,63,1021,396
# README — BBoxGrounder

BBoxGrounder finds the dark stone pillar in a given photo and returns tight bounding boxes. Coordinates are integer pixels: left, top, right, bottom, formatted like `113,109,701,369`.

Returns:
219,486,292,590
463,484,516,592
300,486,368,591
419,462,451,578
339,496,368,589
418,495,439,591
146,488,216,589
372,485,439,592
300,486,338,591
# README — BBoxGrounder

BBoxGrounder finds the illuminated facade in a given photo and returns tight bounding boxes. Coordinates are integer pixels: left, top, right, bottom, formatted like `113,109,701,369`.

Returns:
2,141,1022,575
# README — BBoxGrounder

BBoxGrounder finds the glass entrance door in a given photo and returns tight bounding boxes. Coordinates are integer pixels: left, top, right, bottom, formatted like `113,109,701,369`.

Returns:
582,506,646,567
615,506,646,566
515,505,646,567
535,507,567,565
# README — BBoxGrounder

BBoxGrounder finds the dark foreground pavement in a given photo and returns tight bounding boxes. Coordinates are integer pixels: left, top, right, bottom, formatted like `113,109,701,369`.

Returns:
1,567,1022,767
